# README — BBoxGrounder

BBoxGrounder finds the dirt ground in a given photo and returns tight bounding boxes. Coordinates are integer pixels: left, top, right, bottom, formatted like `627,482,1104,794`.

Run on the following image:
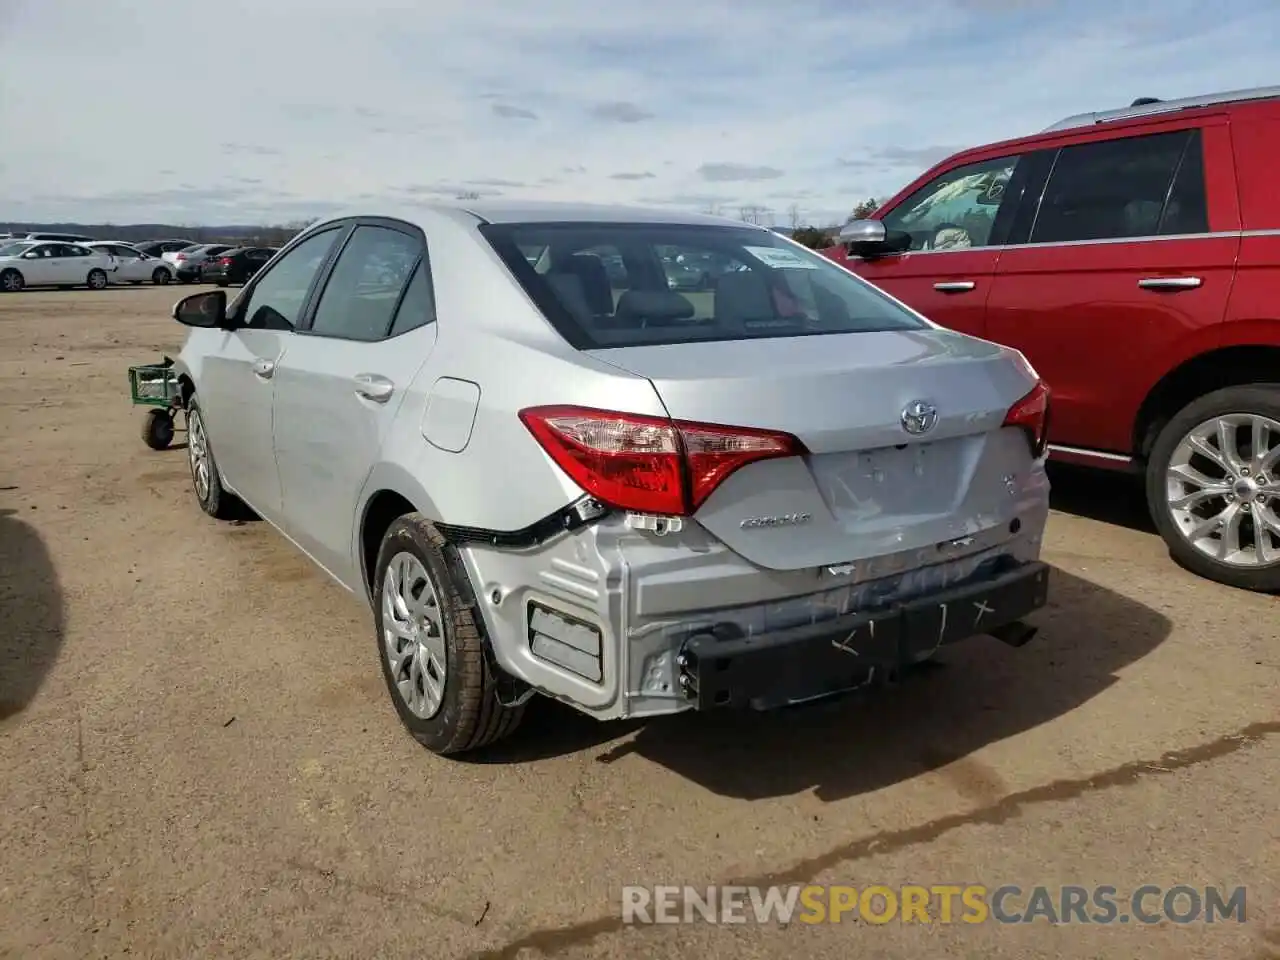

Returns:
0,286,1276,960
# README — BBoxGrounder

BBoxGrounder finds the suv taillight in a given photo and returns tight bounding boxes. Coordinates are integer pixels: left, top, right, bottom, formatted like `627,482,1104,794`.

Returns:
219,257,232,266
175,253,186,260
1003,381,1051,459
519,405,805,515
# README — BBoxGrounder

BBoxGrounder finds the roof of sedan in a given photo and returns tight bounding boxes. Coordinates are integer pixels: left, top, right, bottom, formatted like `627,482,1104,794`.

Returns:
316,199,760,229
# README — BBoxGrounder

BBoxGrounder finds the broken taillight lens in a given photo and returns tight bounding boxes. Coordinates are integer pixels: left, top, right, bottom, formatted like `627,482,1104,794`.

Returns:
518,405,805,515
1003,380,1051,459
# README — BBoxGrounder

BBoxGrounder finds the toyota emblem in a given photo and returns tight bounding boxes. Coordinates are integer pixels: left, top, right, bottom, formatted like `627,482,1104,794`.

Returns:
901,400,938,435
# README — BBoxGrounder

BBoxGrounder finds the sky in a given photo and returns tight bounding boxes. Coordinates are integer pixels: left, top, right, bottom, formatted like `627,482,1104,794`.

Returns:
1,0,1277,228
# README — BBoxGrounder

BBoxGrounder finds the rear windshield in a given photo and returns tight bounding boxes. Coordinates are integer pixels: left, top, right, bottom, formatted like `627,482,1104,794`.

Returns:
479,222,927,349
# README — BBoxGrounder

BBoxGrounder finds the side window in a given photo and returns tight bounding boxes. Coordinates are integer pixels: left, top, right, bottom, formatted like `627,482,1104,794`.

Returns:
309,225,421,341
387,261,436,337
240,227,343,330
1158,130,1209,235
880,155,1020,251
1029,130,1194,244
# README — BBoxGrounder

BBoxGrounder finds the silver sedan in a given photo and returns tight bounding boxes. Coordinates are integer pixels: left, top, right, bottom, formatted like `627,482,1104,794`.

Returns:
167,201,1053,756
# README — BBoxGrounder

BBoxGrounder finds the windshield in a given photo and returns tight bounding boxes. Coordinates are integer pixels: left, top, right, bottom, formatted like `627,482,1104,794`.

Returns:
479,222,927,349
0,241,34,257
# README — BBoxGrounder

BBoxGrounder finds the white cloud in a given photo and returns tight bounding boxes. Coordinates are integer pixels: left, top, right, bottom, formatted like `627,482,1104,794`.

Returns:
0,0,1276,226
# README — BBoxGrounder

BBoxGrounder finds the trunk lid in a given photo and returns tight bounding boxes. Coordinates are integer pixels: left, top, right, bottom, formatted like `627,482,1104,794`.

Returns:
590,329,1038,571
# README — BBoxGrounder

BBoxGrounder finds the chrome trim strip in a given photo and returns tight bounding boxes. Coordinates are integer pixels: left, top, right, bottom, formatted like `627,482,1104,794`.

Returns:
848,228,1280,260
1048,444,1133,464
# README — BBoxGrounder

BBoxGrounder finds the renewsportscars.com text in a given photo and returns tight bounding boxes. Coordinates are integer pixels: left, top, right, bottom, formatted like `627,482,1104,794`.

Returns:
621,884,1247,925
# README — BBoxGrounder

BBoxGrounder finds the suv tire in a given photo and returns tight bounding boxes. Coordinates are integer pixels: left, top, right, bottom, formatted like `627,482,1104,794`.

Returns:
1146,384,1280,592
372,514,525,755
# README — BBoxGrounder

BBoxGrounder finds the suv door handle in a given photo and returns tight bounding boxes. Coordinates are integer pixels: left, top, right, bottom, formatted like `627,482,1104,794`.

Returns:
933,281,976,293
252,357,275,378
354,373,394,403
1138,276,1202,291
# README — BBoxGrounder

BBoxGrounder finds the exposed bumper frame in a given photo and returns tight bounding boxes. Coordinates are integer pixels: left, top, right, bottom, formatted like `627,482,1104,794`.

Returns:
675,560,1050,710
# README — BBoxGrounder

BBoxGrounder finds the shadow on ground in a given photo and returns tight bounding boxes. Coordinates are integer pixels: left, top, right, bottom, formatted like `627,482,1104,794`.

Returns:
482,566,1171,802
0,507,65,720
1047,463,1154,533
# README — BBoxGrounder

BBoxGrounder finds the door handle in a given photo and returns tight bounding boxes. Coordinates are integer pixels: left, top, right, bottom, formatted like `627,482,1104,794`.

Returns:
1138,276,1202,291
354,373,395,403
933,281,976,293
252,357,275,379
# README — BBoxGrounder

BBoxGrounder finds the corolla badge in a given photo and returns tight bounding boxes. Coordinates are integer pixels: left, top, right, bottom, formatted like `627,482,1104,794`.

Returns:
901,399,939,436
740,513,812,529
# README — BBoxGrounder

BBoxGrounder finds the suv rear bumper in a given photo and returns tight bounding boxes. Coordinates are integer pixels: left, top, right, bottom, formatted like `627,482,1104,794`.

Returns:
676,560,1049,710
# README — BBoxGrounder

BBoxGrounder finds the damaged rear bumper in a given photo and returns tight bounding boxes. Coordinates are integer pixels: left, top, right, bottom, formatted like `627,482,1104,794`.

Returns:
675,560,1050,710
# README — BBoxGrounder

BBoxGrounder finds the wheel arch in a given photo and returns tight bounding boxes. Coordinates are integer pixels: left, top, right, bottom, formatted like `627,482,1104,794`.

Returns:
1133,344,1280,461
355,464,443,603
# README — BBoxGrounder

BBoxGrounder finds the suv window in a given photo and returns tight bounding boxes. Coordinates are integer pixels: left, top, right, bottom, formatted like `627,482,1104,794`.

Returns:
880,155,1020,251
239,227,343,330
309,225,422,341
1029,129,1204,243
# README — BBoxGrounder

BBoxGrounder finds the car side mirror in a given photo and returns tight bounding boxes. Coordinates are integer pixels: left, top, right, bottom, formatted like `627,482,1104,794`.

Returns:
173,290,230,329
22,251,38,259
838,219,913,259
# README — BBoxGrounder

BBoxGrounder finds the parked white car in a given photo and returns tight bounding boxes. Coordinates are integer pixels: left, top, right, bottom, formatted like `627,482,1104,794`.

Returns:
0,240,116,292
84,242,174,285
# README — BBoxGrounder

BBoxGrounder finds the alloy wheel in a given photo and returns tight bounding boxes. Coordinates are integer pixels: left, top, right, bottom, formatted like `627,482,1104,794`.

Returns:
382,552,448,719
1164,413,1280,567
188,410,211,501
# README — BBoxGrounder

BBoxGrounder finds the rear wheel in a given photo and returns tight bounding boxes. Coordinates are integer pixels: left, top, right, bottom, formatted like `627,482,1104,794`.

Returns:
152,267,171,285
0,269,23,292
373,514,526,756
86,269,108,290
1146,384,1280,591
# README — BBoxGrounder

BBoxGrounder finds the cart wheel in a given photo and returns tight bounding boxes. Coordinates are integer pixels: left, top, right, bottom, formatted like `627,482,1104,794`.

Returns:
142,409,175,450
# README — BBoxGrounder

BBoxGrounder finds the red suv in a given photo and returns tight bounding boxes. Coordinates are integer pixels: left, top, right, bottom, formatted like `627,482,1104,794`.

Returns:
824,86,1280,592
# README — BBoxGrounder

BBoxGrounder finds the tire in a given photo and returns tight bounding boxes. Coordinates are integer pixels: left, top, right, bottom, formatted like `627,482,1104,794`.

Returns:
216,280,228,288
152,268,171,285
373,513,526,756
185,398,242,520
0,269,23,292
1146,384,1280,592
141,408,174,450
86,269,108,290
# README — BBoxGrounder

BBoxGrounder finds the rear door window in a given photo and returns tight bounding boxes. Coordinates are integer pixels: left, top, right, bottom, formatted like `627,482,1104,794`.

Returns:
1028,129,1202,243
307,225,423,341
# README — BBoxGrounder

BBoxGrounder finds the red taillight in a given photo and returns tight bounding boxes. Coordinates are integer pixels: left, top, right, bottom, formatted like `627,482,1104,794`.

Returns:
219,257,232,266
1003,380,1050,458
175,253,187,260
518,405,805,515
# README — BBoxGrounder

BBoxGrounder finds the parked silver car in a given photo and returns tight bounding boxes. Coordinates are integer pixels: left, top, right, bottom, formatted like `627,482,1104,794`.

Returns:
168,202,1052,756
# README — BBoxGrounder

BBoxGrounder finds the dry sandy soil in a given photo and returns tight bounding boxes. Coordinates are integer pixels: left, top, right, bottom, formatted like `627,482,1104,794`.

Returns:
0,285,1276,960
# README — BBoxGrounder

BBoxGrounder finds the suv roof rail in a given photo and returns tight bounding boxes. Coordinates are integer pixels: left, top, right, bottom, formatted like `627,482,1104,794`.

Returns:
1041,84,1280,133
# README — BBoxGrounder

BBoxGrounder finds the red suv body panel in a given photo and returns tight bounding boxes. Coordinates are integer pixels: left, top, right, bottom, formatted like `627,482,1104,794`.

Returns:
824,95,1280,471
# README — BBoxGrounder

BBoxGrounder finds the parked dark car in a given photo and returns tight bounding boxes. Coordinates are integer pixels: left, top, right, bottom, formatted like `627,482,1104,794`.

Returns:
202,246,278,286
134,238,198,257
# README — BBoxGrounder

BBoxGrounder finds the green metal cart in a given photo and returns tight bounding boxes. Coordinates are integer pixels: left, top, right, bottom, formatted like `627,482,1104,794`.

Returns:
127,356,186,450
